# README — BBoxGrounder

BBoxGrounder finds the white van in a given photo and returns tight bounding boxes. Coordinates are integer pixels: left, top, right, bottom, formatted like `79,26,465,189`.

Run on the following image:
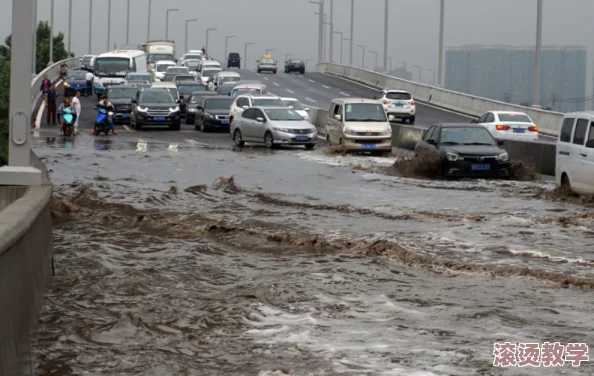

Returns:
208,71,241,90
93,50,147,100
325,98,393,154
154,60,177,81
556,112,594,195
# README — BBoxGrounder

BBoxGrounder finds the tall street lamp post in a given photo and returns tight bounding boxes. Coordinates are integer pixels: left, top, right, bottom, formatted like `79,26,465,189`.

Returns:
355,44,364,68
185,19,197,54
165,9,179,40
205,28,217,57
224,35,235,62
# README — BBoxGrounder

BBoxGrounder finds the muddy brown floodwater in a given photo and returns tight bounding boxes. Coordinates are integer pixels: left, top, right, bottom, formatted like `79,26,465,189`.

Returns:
31,135,594,375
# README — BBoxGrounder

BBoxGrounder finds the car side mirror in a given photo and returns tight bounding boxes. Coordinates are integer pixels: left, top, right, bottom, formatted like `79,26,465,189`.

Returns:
131,99,137,104
305,107,310,111
586,139,594,148
427,139,436,146
256,117,265,123
242,105,249,110
498,140,505,146
333,114,342,121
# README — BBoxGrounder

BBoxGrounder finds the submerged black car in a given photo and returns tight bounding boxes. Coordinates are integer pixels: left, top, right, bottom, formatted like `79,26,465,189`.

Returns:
284,59,305,74
105,85,139,124
194,96,234,132
414,123,510,178
185,91,218,125
131,89,182,131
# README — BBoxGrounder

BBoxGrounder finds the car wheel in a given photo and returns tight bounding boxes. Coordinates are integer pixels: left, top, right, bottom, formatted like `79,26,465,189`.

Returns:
561,173,571,190
233,129,245,147
265,131,275,149
409,115,416,124
305,144,315,150
186,115,193,125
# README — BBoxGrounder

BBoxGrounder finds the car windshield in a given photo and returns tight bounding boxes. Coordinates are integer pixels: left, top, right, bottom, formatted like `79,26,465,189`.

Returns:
205,98,234,110
66,72,87,80
167,68,189,74
264,109,304,121
94,57,130,77
157,64,175,72
186,62,199,70
148,54,174,63
233,88,261,97
283,100,304,110
344,103,387,122
439,127,496,146
127,74,150,81
139,92,175,103
262,59,275,64
497,113,532,122
201,69,220,78
175,76,195,81
218,86,233,95
252,98,286,107
108,88,139,98
386,92,411,100
82,57,93,64
229,53,240,59
290,60,303,64
178,85,206,94
184,54,202,60
219,76,240,84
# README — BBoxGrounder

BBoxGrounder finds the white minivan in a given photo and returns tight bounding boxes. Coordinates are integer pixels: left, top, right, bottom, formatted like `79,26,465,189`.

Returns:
556,112,594,195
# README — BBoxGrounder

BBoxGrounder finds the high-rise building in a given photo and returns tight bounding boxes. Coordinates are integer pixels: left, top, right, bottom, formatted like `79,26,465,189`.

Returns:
445,45,587,112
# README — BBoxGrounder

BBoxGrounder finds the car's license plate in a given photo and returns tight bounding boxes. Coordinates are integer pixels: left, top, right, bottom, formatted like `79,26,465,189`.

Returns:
362,144,376,150
154,116,165,121
221,119,229,125
296,136,308,141
471,164,491,171
122,113,131,118
513,128,525,133
394,104,404,107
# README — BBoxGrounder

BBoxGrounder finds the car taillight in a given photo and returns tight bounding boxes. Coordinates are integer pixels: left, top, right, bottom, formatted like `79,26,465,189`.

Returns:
273,63,277,66
496,124,510,131
408,101,415,106
382,100,390,105
528,125,538,132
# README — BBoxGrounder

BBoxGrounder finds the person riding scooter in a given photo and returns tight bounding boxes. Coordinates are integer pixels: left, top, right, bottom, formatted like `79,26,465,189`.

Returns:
93,95,118,135
58,97,77,136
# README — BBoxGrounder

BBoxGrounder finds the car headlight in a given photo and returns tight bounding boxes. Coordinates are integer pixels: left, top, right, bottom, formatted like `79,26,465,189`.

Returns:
169,106,180,113
188,108,197,113
137,106,149,112
63,82,69,87
446,152,463,161
344,126,354,135
384,125,392,135
496,152,509,162
310,128,317,134
273,127,289,132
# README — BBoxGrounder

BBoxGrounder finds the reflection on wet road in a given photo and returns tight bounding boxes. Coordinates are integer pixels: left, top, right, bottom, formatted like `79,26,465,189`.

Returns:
32,131,594,375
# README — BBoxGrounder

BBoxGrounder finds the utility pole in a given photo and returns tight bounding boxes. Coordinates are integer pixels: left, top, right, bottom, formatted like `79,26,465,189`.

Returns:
165,9,179,40
107,0,111,52
438,0,445,86
533,0,543,108
68,0,72,55
49,0,54,63
356,44,364,68
185,19,197,53
147,0,153,41
126,0,130,44
88,0,93,54
329,0,334,62
383,0,388,72
0,0,42,185
349,0,354,65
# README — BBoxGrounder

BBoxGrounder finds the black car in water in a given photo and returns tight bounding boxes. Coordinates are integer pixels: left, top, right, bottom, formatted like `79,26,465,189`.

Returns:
227,52,241,69
185,91,219,125
176,82,210,117
414,123,510,178
105,85,140,124
284,59,305,74
131,89,182,131
194,96,234,132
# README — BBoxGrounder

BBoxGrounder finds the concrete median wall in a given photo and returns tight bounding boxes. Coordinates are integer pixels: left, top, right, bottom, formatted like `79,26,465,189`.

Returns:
0,153,53,376
316,63,565,137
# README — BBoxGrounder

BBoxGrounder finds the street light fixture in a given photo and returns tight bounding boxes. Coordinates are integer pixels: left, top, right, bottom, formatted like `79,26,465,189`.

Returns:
309,0,324,64
413,65,421,83
224,35,235,62
205,28,217,57
369,50,378,71
185,19,197,54
165,9,179,40
355,44,364,68
314,12,329,62
245,42,254,69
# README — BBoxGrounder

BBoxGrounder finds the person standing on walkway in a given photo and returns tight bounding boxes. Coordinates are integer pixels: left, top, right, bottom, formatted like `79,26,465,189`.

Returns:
72,91,82,135
40,75,52,95
85,71,94,96
45,84,58,126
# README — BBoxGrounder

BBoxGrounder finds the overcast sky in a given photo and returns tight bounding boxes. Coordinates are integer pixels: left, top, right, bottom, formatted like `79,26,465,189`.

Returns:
1,0,593,94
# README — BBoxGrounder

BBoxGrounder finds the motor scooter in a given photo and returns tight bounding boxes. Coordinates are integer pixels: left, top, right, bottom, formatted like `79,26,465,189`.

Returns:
61,107,76,136
94,107,114,135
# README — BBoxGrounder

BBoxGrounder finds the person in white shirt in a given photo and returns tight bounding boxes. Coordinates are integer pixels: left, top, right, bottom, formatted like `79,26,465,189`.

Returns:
71,92,82,135
85,71,94,96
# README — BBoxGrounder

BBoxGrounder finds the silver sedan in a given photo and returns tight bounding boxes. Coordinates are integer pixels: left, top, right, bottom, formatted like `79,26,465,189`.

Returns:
231,107,317,150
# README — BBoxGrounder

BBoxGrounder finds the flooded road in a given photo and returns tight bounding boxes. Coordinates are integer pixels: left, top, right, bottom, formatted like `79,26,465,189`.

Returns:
32,131,594,375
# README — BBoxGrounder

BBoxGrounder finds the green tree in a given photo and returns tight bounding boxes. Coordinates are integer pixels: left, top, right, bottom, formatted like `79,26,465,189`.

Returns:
1,21,72,166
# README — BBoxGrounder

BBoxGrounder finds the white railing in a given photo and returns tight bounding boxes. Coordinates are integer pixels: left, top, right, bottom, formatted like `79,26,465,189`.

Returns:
31,57,82,115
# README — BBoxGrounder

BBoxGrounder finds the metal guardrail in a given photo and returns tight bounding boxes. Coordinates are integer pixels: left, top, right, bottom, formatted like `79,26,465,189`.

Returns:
30,57,81,117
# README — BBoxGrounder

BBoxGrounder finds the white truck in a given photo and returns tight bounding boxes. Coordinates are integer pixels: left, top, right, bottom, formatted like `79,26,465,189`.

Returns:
145,40,176,71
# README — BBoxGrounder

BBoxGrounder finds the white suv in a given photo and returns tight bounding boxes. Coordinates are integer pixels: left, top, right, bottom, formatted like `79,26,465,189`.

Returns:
229,94,288,124
373,90,416,124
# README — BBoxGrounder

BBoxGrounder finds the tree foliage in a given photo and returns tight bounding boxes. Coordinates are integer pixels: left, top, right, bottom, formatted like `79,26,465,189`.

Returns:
1,21,72,166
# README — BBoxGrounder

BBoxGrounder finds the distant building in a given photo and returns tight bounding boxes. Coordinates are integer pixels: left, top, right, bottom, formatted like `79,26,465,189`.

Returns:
386,67,413,81
445,45,587,112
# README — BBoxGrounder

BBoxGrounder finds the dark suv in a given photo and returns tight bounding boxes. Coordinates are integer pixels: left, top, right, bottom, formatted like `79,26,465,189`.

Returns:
131,89,182,131
227,52,241,69
105,85,139,124
285,59,305,74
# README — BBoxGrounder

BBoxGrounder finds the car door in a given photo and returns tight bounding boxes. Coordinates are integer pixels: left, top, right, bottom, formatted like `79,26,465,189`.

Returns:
416,126,436,154
480,112,496,136
196,97,206,124
240,108,257,140
251,109,268,141
583,120,594,190
570,118,589,190
326,104,342,144
231,97,245,119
